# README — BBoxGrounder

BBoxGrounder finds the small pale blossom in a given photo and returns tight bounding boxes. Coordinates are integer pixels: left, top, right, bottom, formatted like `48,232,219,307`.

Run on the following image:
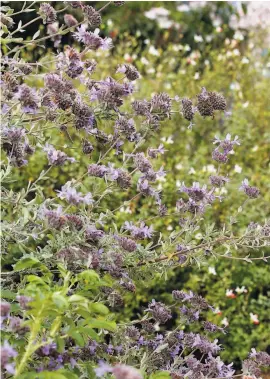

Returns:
250,313,259,325
226,289,236,299
221,317,229,327
235,286,248,294
208,266,217,275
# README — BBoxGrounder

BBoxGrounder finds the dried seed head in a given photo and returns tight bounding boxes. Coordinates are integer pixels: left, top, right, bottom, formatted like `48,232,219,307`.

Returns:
181,98,195,121
126,326,140,339
197,87,214,117
150,92,172,117
209,91,227,111
88,164,107,178
82,140,94,154
83,6,102,28
116,170,132,189
108,292,124,308
113,1,125,6
209,175,229,187
132,100,151,116
117,236,137,252
39,3,57,24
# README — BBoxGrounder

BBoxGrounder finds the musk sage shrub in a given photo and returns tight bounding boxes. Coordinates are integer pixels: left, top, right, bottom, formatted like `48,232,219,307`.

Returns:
0,2,269,378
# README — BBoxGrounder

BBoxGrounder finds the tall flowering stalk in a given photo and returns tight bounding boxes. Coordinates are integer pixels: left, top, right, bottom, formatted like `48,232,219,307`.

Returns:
0,2,269,378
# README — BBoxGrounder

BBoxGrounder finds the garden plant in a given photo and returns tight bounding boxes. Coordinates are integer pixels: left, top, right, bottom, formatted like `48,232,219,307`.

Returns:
0,1,270,378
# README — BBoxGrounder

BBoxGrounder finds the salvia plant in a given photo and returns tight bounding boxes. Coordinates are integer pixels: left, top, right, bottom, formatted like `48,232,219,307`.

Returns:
0,2,269,379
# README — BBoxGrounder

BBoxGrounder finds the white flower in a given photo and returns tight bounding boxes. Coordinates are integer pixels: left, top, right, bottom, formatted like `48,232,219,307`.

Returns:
230,82,240,91
226,289,236,298
235,286,247,294
234,164,242,173
206,35,213,42
221,317,229,327
194,34,203,43
141,57,149,65
208,266,217,275
234,31,244,41
176,180,181,188
194,72,200,80
203,164,216,173
241,57,249,64
242,101,249,108
161,136,174,144
175,163,183,170
184,44,191,52
144,39,150,45
167,225,173,231
144,7,170,20
233,49,240,56
177,4,190,12
188,167,196,175
250,313,259,324
214,307,222,315
149,45,160,56
158,19,173,29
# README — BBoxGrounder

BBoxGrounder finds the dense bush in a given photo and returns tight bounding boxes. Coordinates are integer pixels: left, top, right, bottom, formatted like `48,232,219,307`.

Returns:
1,2,269,378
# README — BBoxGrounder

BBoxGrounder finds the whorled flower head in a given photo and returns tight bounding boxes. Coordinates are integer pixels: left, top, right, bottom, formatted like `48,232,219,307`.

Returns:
57,182,94,205
0,341,17,375
115,116,137,141
132,100,151,116
150,92,171,117
124,222,154,239
39,3,57,24
146,299,172,324
116,64,140,81
209,175,229,187
73,25,113,50
148,144,166,158
64,14,78,27
44,144,76,166
239,179,260,199
17,84,39,113
213,134,240,154
116,236,137,252
88,163,108,178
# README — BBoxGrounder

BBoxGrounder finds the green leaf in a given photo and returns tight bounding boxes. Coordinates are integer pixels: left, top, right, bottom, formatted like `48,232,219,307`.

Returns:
13,257,41,271
36,371,67,379
0,288,17,299
52,293,69,310
87,319,116,331
90,302,109,315
56,337,65,353
149,372,171,379
79,326,100,341
77,270,100,284
68,294,89,304
67,330,85,346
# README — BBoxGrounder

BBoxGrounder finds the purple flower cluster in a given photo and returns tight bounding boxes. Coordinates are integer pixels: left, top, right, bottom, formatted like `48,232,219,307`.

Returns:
57,182,94,205
212,133,240,163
